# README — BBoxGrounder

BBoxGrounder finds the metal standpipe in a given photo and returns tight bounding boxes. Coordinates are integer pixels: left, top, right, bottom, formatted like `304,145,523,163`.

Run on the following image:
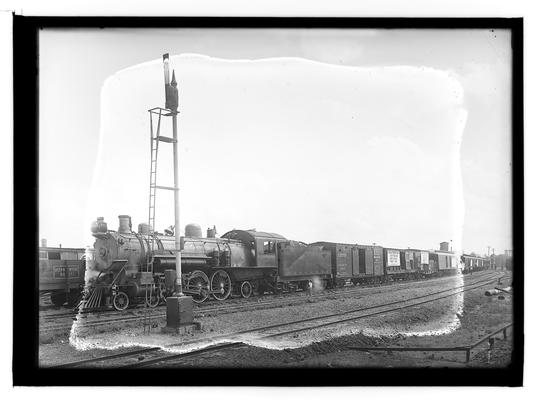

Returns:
172,111,183,297
160,53,195,332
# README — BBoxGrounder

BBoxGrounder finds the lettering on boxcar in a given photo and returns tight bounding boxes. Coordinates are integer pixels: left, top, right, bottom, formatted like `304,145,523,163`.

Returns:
53,265,80,279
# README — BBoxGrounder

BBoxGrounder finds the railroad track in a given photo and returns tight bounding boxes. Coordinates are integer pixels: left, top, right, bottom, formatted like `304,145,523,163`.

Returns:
41,269,500,323
53,272,504,368
42,270,494,321
40,271,502,334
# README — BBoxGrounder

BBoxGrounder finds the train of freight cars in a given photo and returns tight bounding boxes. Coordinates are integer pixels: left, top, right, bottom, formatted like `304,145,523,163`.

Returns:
68,214,469,311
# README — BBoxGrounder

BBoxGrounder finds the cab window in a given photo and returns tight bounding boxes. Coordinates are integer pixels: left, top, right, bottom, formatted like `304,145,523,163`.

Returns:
263,241,275,254
48,252,61,260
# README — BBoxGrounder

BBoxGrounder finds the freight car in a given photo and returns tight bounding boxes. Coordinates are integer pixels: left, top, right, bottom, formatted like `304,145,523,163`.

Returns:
384,248,424,280
312,242,385,285
39,243,86,306
312,243,435,285
461,254,487,274
85,215,331,310
429,250,460,276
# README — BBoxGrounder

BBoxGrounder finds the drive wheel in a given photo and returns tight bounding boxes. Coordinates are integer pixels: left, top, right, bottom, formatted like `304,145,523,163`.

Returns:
185,270,210,303
158,282,168,304
211,270,232,301
240,281,253,299
112,291,130,311
145,286,160,308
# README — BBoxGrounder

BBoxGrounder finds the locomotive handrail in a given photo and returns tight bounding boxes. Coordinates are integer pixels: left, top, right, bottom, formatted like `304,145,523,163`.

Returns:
152,254,212,260
109,262,128,286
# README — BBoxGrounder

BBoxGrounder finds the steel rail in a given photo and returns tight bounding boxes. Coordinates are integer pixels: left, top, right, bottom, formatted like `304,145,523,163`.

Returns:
41,270,500,321
127,276,501,368
41,272,503,335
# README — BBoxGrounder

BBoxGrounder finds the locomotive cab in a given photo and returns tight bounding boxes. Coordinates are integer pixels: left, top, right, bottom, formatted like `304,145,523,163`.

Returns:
221,229,286,267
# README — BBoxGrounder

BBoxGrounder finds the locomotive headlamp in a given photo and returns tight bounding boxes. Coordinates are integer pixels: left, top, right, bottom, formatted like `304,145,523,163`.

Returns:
98,247,107,258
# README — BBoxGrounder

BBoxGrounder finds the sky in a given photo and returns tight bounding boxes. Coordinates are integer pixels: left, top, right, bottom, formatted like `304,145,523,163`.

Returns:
38,28,512,256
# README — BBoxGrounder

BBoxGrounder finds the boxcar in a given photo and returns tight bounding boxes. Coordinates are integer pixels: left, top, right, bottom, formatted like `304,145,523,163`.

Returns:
39,246,87,306
408,250,430,275
399,249,420,277
462,254,486,273
384,248,401,276
429,250,460,276
384,248,421,280
311,242,354,287
311,242,385,285
353,244,384,284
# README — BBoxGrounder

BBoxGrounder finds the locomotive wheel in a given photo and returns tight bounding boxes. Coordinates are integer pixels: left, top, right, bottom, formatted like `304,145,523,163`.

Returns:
145,288,160,308
240,281,253,299
50,293,66,307
158,282,168,304
210,270,232,301
185,270,210,304
112,291,130,311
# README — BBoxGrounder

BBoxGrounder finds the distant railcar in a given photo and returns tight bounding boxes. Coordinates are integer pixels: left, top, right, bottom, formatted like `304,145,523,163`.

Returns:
411,250,429,275
461,254,487,274
39,246,86,306
383,248,420,280
429,250,461,276
399,249,420,277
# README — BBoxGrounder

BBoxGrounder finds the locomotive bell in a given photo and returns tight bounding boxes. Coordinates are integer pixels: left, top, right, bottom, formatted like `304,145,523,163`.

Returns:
207,226,217,238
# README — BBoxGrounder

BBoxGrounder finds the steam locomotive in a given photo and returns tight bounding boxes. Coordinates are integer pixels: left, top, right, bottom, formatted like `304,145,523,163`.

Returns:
84,214,461,311
86,215,330,310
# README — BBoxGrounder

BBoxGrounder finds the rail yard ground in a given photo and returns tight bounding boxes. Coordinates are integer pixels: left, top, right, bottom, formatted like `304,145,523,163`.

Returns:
38,270,513,368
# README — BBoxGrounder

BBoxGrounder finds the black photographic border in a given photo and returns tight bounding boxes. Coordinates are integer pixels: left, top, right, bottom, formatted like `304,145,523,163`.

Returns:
13,16,524,386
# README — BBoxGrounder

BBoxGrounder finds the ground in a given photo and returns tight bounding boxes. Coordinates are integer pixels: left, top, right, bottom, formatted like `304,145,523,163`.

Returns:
38,270,513,368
